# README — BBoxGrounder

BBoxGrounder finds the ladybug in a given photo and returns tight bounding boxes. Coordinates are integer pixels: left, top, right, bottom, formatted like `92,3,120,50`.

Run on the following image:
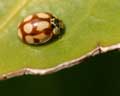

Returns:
18,12,64,45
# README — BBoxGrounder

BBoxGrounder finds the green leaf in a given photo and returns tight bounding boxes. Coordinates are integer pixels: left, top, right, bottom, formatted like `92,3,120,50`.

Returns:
0,0,120,78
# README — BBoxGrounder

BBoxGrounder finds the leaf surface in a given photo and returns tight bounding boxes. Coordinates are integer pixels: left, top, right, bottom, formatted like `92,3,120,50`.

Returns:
0,0,120,75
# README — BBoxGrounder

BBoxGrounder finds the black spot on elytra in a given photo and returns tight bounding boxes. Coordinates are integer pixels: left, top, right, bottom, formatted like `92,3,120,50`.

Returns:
34,38,40,43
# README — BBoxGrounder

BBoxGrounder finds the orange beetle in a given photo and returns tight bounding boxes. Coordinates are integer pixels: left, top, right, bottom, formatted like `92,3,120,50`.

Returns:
18,12,64,45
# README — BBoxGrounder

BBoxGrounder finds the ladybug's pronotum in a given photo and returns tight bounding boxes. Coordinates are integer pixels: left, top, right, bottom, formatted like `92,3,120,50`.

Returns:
18,12,64,45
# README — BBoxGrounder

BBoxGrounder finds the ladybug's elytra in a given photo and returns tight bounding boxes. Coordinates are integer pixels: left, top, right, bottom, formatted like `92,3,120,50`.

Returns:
18,12,64,45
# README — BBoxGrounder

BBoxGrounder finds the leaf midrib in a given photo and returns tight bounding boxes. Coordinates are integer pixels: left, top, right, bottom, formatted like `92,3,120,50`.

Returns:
0,0,29,32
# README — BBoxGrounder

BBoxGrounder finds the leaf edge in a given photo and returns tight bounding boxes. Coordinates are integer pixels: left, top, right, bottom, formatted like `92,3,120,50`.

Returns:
0,43,120,80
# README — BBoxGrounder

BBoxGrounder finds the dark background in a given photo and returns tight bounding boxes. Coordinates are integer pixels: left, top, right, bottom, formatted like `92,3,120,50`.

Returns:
0,50,120,96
